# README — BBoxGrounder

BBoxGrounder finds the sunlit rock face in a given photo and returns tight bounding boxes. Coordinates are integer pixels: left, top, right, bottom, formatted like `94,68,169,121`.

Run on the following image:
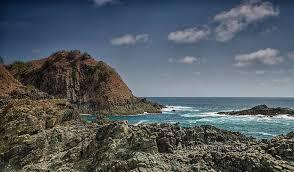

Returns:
7,50,162,114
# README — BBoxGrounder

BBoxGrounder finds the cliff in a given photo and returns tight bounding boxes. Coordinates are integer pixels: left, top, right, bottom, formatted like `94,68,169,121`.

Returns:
7,50,162,115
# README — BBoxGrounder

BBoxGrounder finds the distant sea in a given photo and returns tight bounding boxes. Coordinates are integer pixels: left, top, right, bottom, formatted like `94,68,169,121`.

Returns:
103,97,294,139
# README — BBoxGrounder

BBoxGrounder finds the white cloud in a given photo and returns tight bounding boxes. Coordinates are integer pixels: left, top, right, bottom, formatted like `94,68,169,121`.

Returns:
110,34,150,46
169,56,200,65
214,1,279,42
234,48,283,67
168,26,210,44
93,0,114,6
179,56,199,64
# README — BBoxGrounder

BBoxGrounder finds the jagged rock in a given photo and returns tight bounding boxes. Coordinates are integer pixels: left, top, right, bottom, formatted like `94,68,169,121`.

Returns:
6,50,162,115
0,99,293,171
218,104,294,116
0,99,97,171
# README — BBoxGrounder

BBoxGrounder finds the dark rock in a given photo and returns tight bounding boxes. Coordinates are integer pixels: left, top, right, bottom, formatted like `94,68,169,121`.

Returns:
218,104,294,116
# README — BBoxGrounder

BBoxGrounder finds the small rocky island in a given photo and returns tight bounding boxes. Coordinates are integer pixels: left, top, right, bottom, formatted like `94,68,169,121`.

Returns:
218,104,294,117
1,51,294,171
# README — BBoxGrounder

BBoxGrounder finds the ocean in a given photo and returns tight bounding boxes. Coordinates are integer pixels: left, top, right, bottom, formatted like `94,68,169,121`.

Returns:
106,97,294,139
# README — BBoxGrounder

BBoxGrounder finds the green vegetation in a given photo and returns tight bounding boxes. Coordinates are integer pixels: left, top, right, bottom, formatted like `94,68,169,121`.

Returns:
26,84,36,91
71,64,78,82
94,61,115,81
9,61,31,74
8,61,32,80
0,56,3,64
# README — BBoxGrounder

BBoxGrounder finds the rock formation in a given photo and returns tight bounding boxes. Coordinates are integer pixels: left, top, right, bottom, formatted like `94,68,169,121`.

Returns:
6,50,162,115
0,98,293,172
0,64,52,100
0,64,23,97
218,104,294,117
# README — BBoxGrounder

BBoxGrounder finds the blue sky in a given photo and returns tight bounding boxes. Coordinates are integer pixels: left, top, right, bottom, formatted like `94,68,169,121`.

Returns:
1,0,294,97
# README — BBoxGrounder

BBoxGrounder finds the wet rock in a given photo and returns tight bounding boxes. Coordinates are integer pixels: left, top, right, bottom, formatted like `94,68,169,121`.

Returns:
218,104,294,116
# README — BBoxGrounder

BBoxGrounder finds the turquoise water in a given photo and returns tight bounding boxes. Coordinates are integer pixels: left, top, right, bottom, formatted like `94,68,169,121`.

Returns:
108,97,294,139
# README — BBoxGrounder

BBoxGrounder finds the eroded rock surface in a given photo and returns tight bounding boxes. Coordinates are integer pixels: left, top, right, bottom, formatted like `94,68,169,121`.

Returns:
0,99,293,172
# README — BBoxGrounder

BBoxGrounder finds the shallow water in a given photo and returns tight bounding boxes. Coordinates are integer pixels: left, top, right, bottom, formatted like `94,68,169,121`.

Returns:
107,97,294,139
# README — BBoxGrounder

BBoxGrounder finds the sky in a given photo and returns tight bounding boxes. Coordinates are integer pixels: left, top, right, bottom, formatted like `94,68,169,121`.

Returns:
1,0,294,97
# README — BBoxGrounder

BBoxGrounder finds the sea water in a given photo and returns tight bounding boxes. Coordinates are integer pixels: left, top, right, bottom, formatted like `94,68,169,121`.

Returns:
107,97,294,139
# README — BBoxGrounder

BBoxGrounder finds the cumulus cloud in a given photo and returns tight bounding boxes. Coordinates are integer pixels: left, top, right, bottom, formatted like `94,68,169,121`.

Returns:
110,34,150,46
169,56,200,65
168,26,210,44
214,1,279,42
234,48,283,67
93,0,115,6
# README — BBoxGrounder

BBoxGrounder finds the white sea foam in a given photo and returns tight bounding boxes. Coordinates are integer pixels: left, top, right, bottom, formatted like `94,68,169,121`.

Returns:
133,120,148,126
199,112,227,117
248,132,275,136
80,114,92,116
199,111,294,121
181,113,198,117
162,105,199,113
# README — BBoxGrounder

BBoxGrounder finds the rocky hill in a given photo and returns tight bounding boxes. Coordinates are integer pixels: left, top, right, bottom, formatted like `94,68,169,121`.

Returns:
6,50,162,114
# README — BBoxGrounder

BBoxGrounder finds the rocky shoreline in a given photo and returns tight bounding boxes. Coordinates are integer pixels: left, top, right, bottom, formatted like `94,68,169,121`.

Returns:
218,104,294,117
1,98,294,172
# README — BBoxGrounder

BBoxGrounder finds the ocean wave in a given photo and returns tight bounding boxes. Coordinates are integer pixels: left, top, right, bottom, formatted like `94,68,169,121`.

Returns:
162,105,199,113
80,114,92,116
248,132,275,136
181,113,198,117
133,120,148,126
199,111,294,120
199,112,226,117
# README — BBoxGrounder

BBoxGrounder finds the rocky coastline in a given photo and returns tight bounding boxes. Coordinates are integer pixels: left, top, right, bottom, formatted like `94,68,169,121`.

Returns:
1,52,293,171
218,104,294,117
0,98,294,171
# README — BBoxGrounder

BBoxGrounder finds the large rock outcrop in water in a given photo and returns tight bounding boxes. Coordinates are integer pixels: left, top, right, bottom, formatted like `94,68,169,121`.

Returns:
6,50,162,114
0,99,293,171
218,104,294,117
